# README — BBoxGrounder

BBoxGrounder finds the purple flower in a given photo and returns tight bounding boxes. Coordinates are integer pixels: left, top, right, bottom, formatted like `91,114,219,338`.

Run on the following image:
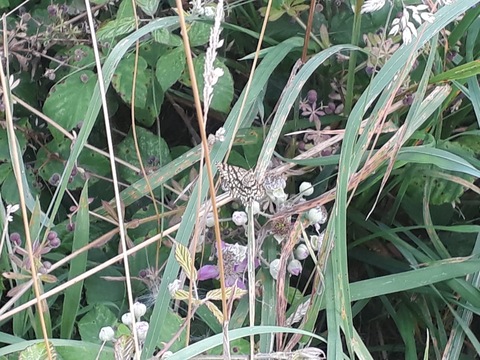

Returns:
198,265,219,281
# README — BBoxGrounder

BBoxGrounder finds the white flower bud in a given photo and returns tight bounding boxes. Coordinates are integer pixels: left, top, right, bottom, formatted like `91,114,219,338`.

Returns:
99,326,115,342
269,188,288,204
133,302,147,320
161,351,174,359
269,259,281,280
135,321,149,341
307,206,327,225
121,312,133,326
206,213,215,227
287,259,302,276
294,244,309,260
215,127,226,142
232,211,247,226
299,182,314,196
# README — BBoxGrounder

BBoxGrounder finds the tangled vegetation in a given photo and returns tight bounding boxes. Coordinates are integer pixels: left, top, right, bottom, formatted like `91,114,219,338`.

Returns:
0,0,479,359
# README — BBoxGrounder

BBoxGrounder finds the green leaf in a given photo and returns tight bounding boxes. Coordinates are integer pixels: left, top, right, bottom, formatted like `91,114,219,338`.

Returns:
84,268,126,305
134,75,164,127
156,309,187,352
174,243,196,281
188,21,211,47
78,304,117,344
191,54,234,113
155,47,186,91
112,55,149,109
50,45,96,79
136,0,160,17
117,0,135,19
61,184,90,339
116,126,171,184
0,119,27,161
0,164,40,204
430,60,480,83
153,28,182,46
19,342,58,360
35,138,109,190
97,17,136,41
43,71,97,136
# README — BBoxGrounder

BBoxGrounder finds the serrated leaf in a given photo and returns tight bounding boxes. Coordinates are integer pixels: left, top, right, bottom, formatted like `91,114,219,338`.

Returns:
206,287,247,301
191,54,233,113
136,0,160,17
155,47,185,91
97,17,136,41
205,301,223,323
114,335,135,360
174,242,197,281
173,289,190,300
112,55,150,108
43,71,96,136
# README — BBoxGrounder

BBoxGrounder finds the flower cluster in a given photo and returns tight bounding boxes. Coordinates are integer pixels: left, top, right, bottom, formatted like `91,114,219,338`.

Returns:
198,241,257,289
9,230,62,272
299,87,344,131
99,302,149,356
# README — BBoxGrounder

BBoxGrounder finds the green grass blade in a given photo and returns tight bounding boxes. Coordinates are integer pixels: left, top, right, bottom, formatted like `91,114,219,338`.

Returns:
60,183,90,338
168,326,325,359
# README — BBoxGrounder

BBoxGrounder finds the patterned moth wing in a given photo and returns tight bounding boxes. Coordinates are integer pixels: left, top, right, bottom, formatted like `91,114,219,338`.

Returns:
216,163,266,205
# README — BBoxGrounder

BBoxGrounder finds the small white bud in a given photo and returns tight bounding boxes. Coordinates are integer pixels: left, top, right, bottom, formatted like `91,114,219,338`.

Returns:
270,188,288,204
299,182,314,196
99,326,115,342
232,211,247,226
307,206,328,225
135,321,149,341
287,259,302,276
133,302,147,320
207,134,216,145
294,244,309,260
121,312,133,326
206,213,215,227
269,259,281,280
161,351,174,359
215,127,226,142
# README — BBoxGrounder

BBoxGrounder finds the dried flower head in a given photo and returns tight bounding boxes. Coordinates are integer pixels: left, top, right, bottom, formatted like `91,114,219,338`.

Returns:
361,0,386,14
389,5,434,45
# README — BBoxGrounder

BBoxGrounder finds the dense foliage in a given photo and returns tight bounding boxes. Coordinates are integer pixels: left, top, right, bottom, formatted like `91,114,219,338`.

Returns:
0,0,479,359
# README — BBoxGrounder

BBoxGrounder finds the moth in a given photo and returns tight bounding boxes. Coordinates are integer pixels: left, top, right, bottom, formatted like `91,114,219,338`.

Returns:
216,163,265,205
